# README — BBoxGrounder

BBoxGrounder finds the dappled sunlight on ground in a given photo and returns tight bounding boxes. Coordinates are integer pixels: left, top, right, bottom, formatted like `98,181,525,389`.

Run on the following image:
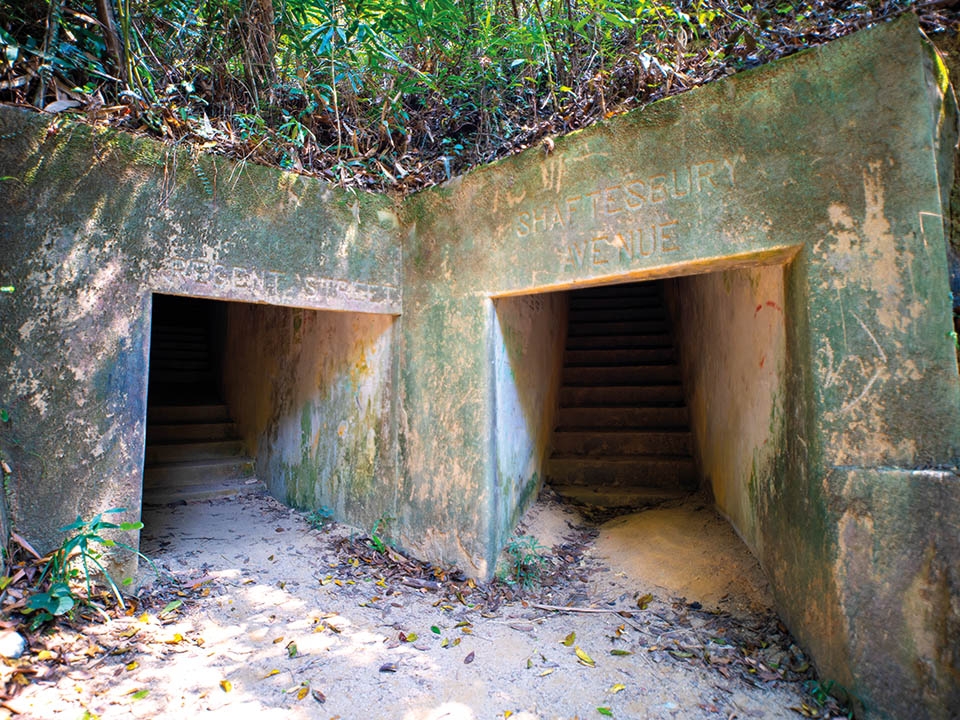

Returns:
14,489,822,719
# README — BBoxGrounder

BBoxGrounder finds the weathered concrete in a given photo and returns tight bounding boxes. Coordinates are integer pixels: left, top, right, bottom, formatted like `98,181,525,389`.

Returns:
398,16,960,718
1,14,959,720
0,111,401,565
221,303,397,531
491,292,568,556
664,265,787,557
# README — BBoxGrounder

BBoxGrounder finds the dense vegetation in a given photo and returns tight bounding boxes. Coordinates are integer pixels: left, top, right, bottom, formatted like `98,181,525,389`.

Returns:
0,1,955,192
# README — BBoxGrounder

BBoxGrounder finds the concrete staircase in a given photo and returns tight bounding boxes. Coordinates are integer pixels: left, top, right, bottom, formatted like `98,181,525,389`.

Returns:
143,319,253,504
546,282,697,507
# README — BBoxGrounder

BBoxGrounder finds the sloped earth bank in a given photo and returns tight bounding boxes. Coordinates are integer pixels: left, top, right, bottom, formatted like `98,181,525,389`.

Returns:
9,487,845,719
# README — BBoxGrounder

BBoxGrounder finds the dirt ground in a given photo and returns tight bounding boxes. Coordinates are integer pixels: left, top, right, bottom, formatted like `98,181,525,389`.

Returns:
8,485,840,720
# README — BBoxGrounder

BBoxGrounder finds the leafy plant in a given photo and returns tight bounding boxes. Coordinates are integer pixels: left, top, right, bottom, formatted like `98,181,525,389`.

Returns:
368,513,394,554
504,534,548,588
0,0,934,194
25,508,157,628
305,505,333,530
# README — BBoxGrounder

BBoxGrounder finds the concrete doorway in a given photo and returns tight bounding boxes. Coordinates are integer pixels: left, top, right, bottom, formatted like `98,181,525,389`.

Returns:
548,279,696,508
141,293,398,537
493,260,789,599
143,294,252,506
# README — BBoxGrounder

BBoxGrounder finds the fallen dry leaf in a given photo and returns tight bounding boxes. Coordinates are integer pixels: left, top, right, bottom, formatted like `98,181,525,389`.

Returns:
575,646,595,667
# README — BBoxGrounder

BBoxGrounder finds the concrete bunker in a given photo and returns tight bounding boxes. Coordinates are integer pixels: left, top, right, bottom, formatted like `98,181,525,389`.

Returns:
492,259,787,564
4,16,960,719
142,293,397,533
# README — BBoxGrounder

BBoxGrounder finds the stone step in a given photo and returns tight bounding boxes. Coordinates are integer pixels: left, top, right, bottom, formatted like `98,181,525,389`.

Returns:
149,347,210,361
566,333,673,350
149,341,210,353
546,455,697,488
143,457,254,489
568,320,668,336
150,359,211,371
552,429,691,455
563,364,679,384
560,384,683,405
569,307,665,322
151,325,207,336
144,439,245,464
147,422,239,443
569,296,663,310
564,347,675,364
550,484,691,509
150,370,215,384
558,406,688,428
147,404,232,423
142,480,246,505
575,284,659,298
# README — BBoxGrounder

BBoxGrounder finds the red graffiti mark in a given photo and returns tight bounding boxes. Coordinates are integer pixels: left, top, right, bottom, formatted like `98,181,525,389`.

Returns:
759,355,765,368
755,300,784,317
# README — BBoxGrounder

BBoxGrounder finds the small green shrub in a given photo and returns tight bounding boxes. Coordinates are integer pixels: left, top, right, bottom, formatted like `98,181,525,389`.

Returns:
305,505,333,530
25,508,156,628
504,534,548,588
369,514,395,554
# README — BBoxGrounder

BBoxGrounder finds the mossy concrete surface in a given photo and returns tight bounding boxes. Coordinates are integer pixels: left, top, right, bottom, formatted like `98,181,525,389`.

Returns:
400,15,959,718
1,14,959,719
0,108,400,571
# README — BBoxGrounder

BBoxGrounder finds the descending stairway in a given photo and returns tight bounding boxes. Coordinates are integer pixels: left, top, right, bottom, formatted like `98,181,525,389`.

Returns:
143,313,253,504
546,281,697,507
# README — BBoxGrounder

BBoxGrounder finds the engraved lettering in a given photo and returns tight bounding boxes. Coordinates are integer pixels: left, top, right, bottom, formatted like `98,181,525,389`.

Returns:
565,196,581,224
640,226,656,256
722,155,739,186
694,162,715,192
603,186,624,215
649,175,667,203
671,167,689,199
192,260,210,284
625,180,646,209
584,189,602,218
516,212,531,237
532,207,548,233
549,203,565,230
267,270,284,293
616,231,634,263
232,267,248,288
169,257,187,281
565,239,589,270
660,220,680,252
591,236,609,265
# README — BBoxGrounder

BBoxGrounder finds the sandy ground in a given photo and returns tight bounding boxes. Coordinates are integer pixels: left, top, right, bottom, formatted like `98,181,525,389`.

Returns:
11,487,825,720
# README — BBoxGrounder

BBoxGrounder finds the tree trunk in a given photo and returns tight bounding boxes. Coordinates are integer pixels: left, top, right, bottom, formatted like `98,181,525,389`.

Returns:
241,0,277,105
95,0,127,85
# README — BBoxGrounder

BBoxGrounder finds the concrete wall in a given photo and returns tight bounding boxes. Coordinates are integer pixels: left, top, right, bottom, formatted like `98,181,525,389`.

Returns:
400,17,960,718
0,106,401,562
491,292,568,555
221,304,397,532
2,15,960,720
666,264,787,557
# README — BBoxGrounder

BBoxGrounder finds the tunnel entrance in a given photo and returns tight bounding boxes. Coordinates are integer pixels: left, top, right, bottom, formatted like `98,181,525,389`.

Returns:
144,294,251,506
547,280,696,508
141,293,397,539
493,258,788,553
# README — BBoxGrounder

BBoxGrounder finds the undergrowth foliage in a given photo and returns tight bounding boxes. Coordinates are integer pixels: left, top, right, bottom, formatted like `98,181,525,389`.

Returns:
25,509,156,628
0,1,955,192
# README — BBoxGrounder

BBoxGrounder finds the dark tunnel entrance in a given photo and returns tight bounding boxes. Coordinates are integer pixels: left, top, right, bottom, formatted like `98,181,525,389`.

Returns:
143,294,251,506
